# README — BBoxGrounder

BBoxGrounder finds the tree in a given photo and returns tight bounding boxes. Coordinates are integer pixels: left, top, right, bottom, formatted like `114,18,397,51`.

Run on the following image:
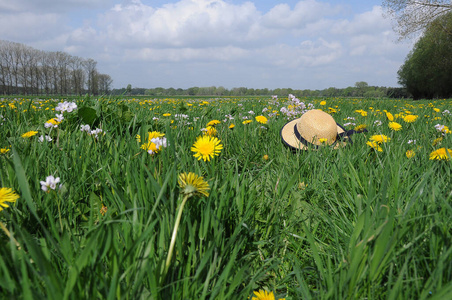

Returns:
126,84,132,95
69,56,86,96
98,74,113,94
0,40,113,96
398,12,452,99
383,0,452,39
354,81,369,97
85,58,98,95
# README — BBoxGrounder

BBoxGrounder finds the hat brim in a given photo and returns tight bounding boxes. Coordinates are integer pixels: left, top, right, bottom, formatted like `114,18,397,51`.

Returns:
280,118,348,151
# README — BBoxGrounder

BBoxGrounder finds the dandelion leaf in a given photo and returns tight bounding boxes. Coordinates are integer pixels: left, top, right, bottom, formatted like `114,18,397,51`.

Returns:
77,106,98,126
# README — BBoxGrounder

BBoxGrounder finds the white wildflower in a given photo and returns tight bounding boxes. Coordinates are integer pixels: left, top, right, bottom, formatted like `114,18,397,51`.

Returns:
55,101,77,113
38,135,53,142
55,114,64,122
89,128,104,138
45,122,57,128
80,124,91,132
40,175,60,192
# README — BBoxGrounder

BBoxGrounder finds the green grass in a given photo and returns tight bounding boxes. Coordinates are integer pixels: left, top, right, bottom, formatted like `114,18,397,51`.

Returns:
0,96,451,299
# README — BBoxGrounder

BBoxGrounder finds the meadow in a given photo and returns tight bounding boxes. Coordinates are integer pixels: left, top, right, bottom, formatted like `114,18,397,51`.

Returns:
0,95,451,299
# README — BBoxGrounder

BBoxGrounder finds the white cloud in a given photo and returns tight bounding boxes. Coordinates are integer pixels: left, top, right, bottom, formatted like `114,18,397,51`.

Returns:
92,0,262,48
261,0,339,29
0,0,414,89
0,12,65,42
0,0,113,13
127,46,249,62
257,39,343,68
331,6,390,36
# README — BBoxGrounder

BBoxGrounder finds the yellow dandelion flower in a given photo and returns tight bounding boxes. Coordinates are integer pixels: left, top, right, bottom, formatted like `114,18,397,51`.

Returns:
355,109,367,117
46,118,61,126
388,122,402,131
366,141,383,152
437,126,450,134
163,113,171,117
255,115,268,124
21,131,38,138
1,148,10,154
191,135,223,162
0,187,19,212
146,131,165,141
433,108,440,113
406,150,415,159
141,141,159,153
432,137,443,146
403,115,418,123
229,124,235,129
319,138,328,144
429,148,452,160
251,289,284,300
298,182,307,190
140,131,166,154
178,172,210,198
100,205,108,216
369,134,391,144
263,154,269,160
320,101,326,106
206,120,221,127
202,126,217,136
354,124,367,132
328,107,338,114
385,111,394,121
242,120,252,125
163,171,211,278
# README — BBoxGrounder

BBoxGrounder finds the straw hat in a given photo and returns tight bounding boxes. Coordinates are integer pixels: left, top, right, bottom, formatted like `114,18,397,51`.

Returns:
280,109,351,150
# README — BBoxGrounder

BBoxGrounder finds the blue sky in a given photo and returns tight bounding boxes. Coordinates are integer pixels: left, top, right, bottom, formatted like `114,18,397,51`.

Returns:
0,0,415,90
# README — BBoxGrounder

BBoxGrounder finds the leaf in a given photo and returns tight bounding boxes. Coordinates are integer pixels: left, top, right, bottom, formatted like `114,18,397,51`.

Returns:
77,106,97,125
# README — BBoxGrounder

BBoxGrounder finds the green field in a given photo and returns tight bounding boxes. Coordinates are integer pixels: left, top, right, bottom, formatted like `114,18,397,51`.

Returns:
1,96,451,299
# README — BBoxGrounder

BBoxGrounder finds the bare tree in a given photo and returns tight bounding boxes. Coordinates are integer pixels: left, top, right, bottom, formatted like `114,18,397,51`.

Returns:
17,43,36,94
0,40,12,94
38,51,51,95
69,56,86,95
0,40,112,96
28,48,40,95
97,73,113,94
85,58,98,95
55,51,70,94
383,0,452,39
9,42,22,94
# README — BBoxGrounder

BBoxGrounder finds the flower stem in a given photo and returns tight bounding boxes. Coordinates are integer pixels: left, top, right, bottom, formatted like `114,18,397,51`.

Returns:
163,194,189,279
58,198,63,232
0,221,20,247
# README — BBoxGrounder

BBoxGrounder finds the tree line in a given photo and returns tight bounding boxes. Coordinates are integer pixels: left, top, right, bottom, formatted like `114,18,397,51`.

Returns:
0,40,113,96
111,82,408,98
